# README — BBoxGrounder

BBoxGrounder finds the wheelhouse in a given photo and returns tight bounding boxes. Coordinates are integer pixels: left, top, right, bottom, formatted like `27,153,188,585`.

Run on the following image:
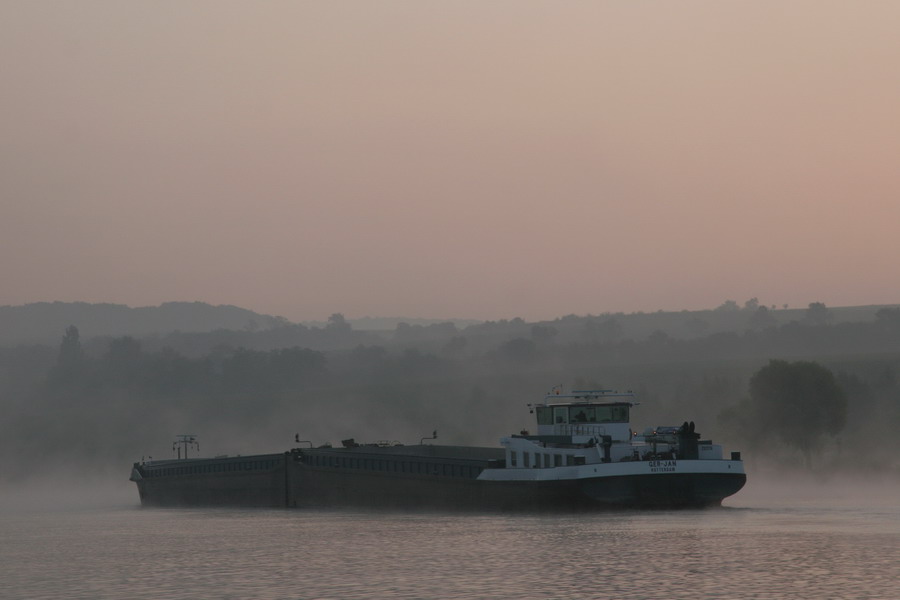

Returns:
534,403,631,426
532,389,635,442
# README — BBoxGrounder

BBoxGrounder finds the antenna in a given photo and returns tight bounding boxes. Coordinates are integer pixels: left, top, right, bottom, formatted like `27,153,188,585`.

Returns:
173,434,199,460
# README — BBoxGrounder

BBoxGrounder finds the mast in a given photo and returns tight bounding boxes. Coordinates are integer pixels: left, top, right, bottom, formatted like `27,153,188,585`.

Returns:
173,434,199,459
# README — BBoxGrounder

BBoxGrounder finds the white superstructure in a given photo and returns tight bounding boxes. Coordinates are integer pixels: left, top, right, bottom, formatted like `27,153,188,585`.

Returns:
479,387,743,491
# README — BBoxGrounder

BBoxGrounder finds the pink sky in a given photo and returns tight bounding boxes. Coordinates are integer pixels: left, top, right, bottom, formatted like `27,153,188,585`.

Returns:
2,1,899,322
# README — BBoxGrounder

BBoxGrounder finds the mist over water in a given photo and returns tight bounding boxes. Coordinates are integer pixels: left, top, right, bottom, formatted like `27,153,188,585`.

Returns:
2,474,898,600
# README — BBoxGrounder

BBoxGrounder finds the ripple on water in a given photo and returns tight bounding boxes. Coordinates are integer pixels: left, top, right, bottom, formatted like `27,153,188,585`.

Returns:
1,502,898,600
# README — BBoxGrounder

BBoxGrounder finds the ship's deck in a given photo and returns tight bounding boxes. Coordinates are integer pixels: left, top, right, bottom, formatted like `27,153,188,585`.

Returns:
307,444,505,461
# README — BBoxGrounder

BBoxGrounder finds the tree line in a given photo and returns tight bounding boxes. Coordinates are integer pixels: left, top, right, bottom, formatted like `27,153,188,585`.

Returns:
1,311,899,482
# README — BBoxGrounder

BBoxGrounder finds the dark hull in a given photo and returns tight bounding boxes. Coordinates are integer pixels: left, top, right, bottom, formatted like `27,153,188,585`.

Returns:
286,464,587,511
580,472,747,508
136,468,286,508
132,448,746,511
133,453,288,508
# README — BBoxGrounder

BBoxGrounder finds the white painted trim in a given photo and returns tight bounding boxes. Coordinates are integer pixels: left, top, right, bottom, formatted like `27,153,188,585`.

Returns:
477,459,745,482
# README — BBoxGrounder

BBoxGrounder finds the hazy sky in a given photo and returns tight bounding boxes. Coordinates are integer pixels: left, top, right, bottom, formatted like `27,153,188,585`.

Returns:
3,1,899,322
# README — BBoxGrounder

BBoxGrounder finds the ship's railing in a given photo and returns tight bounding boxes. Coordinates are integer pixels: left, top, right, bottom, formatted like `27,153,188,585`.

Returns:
557,424,607,437
544,389,635,402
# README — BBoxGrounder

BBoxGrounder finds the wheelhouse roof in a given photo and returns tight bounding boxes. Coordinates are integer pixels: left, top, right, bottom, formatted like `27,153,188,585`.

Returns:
539,389,636,406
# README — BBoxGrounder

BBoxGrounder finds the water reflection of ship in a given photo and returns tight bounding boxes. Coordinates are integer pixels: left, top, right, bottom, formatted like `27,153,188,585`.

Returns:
130,386,746,510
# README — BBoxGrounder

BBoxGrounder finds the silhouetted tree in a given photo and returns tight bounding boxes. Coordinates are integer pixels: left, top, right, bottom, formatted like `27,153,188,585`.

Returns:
57,325,83,366
805,302,832,326
748,359,846,467
530,324,558,343
347,345,389,377
498,338,536,363
441,336,468,357
51,325,85,382
584,318,622,343
326,313,352,332
748,306,777,330
105,336,142,362
647,330,670,344
684,317,710,336
103,336,144,385
426,322,458,337
715,300,739,312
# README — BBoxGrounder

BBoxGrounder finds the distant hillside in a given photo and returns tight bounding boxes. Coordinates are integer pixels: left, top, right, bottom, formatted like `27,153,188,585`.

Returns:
0,301,287,345
3,299,897,353
311,316,483,331
528,303,899,344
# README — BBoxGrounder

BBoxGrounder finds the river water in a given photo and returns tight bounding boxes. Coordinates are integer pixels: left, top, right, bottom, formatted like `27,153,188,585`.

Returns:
1,477,898,600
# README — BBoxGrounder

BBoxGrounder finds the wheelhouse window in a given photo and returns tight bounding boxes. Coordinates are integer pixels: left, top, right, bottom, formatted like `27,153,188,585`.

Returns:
570,406,596,422
536,406,553,425
590,404,630,423
553,407,568,424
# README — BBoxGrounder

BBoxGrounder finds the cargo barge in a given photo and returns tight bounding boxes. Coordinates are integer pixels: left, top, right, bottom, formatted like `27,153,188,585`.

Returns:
130,388,746,510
